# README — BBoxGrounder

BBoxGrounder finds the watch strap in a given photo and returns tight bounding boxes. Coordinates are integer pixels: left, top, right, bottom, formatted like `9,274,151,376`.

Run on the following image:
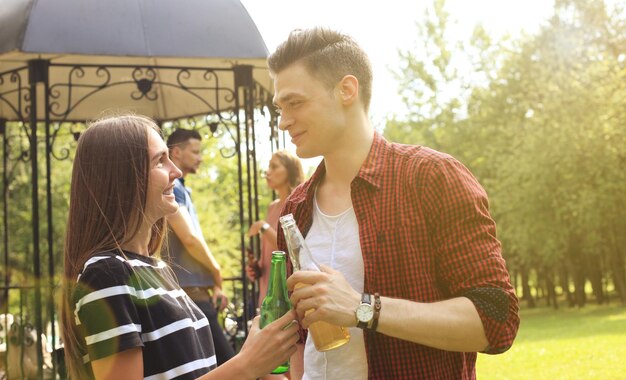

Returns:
361,293,371,304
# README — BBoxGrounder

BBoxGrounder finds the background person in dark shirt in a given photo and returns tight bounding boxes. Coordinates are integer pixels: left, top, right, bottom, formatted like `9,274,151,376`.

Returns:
162,128,234,366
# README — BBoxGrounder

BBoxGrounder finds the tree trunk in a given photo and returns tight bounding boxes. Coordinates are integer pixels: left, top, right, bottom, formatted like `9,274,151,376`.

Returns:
559,266,574,307
610,249,626,305
586,255,605,304
544,269,558,309
568,237,586,308
521,265,535,308
572,266,586,308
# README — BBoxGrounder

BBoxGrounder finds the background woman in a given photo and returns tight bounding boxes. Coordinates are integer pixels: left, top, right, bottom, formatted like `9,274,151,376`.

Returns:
60,115,298,380
247,151,304,304
246,150,305,380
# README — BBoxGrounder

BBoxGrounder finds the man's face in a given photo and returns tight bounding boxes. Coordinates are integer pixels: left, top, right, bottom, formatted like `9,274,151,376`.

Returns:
272,63,345,159
171,138,202,175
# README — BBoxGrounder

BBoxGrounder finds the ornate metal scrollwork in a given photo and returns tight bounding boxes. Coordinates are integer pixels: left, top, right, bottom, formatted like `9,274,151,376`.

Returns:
43,63,249,159
48,122,86,161
167,114,238,159
49,65,111,119
131,67,157,100
0,68,30,137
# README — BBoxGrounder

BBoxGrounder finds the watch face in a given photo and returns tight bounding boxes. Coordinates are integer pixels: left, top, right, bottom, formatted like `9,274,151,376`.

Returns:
356,304,374,322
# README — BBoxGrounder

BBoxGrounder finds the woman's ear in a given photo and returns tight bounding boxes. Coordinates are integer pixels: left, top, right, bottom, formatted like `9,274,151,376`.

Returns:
337,75,359,106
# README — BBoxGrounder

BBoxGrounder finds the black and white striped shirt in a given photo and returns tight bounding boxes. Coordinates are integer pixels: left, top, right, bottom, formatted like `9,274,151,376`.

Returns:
73,250,217,379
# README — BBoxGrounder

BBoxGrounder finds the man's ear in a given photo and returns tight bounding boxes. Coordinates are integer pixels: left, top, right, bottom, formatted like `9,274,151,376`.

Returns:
337,75,359,106
169,146,180,160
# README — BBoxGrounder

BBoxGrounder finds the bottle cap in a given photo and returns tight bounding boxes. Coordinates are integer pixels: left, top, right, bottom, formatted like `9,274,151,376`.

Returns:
279,214,296,227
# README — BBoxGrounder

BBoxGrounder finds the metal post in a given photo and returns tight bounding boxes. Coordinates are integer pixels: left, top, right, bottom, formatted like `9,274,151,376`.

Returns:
0,118,8,373
43,65,57,379
234,64,258,334
233,66,248,335
28,58,49,380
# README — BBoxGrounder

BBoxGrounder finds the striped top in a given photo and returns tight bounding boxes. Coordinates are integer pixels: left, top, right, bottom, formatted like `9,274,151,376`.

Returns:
73,250,217,379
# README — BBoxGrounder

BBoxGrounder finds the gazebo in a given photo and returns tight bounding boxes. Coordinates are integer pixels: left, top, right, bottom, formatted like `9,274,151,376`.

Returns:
0,0,279,377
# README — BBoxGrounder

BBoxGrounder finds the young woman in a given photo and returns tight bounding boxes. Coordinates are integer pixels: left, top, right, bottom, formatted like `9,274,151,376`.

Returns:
247,151,304,304
60,115,299,380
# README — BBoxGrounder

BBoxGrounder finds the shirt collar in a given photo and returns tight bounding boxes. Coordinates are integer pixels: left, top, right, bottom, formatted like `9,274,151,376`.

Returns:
355,131,386,189
290,131,388,206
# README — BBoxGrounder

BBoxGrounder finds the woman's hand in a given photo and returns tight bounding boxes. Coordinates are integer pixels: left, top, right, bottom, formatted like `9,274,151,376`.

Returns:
211,286,228,312
247,220,267,237
238,312,300,378
246,260,259,281
246,248,260,281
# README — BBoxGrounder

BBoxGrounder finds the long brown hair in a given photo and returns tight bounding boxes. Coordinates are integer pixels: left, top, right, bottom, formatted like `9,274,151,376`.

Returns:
273,150,305,193
60,115,166,379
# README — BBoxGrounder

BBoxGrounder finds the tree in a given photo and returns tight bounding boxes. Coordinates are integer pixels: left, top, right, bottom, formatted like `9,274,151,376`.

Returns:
385,0,626,307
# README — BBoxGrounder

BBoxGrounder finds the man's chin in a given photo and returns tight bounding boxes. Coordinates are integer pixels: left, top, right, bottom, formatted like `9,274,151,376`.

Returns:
295,147,320,159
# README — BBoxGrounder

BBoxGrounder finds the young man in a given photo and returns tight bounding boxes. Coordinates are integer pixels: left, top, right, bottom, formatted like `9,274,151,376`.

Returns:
271,28,520,379
162,129,235,366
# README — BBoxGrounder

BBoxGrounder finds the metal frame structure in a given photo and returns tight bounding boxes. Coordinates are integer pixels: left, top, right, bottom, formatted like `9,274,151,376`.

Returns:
0,58,279,379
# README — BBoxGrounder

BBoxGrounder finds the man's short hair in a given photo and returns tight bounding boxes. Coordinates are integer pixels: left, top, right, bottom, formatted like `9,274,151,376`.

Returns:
268,27,373,112
167,129,201,150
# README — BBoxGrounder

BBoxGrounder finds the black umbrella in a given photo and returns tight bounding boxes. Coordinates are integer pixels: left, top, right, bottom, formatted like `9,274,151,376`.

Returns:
0,0,271,121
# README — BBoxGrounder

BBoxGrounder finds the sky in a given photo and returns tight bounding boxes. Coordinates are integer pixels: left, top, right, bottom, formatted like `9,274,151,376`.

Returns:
239,0,555,168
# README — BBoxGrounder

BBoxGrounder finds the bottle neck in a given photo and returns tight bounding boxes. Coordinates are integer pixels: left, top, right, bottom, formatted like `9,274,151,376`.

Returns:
283,225,301,271
266,254,287,298
283,224,319,271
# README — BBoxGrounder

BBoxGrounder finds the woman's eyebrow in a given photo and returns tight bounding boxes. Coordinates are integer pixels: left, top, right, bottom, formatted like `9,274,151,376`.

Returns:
151,150,167,161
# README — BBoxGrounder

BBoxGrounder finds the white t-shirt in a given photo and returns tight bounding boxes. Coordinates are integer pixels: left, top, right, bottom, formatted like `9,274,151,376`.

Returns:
302,198,368,380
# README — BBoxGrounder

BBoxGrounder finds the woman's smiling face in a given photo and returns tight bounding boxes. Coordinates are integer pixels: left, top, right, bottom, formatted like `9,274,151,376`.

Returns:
145,128,182,224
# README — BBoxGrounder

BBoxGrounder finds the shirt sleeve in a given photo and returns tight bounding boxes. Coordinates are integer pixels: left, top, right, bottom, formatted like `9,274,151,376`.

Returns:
420,156,520,354
73,257,144,361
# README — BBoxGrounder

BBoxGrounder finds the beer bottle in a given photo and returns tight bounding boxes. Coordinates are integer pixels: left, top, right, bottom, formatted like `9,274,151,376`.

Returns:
279,214,350,351
259,251,291,374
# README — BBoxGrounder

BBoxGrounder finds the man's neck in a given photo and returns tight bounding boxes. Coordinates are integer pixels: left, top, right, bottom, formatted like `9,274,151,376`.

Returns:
315,115,374,215
323,117,374,187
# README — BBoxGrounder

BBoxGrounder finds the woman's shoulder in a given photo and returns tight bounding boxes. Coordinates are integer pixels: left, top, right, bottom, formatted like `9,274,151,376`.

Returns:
77,250,163,287
268,198,283,208
267,199,286,220
77,251,131,285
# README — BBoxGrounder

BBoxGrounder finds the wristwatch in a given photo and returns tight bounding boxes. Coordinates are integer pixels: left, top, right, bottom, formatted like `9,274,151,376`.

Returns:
259,222,270,234
355,293,374,329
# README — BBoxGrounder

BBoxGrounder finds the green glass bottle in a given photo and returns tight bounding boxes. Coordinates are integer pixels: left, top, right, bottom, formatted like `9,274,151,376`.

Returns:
260,251,292,374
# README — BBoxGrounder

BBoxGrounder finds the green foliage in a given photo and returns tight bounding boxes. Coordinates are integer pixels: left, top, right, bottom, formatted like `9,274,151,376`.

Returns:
1,122,74,319
386,0,626,305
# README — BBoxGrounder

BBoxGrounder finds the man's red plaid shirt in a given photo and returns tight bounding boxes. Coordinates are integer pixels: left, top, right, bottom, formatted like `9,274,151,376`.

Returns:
277,132,520,379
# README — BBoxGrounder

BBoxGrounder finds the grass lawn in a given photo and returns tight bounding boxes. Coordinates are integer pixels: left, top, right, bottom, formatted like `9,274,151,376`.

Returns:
476,303,626,379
